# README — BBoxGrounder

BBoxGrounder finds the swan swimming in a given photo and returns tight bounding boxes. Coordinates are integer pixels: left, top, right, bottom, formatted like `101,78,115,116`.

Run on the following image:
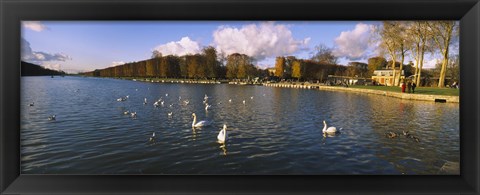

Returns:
217,124,228,144
192,113,210,128
322,120,338,134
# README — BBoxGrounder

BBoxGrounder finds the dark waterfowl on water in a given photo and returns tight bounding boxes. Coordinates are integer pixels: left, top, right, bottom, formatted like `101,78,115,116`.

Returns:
149,132,156,142
385,131,399,139
48,115,56,121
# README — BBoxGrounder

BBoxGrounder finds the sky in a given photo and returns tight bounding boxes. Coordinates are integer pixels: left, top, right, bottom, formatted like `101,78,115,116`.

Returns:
21,21,453,74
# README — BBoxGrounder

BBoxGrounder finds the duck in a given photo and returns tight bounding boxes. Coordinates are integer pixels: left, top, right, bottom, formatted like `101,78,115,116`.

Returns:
322,120,338,134
29,102,34,106
165,93,168,97
192,113,210,128
48,115,56,121
411,136,421,143
149,132,156,142
385,131,399,139
123,110,130,115
131,112,137,118
217,124,228,144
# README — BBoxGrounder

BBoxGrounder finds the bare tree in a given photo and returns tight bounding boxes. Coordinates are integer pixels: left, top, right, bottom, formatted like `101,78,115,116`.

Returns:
377,21,400,86
427,21,457,87
310,44,338,64
407,21,431,86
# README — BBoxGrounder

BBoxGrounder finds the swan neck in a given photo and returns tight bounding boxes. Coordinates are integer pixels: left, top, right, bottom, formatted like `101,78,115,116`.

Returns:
192,115,196,126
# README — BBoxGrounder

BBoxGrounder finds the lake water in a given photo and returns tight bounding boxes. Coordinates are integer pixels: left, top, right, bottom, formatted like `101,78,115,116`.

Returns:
20,76,460,174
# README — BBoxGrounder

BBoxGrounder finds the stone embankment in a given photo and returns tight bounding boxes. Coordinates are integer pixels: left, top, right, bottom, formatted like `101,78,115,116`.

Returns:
263,83,459,103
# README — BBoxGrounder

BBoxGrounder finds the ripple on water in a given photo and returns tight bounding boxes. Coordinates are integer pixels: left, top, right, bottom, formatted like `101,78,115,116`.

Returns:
20,76,460,174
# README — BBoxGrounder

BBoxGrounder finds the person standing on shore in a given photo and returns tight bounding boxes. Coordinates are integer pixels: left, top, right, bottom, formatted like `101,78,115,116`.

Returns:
401,81,406,93
412,82,417,93
407,81,412,93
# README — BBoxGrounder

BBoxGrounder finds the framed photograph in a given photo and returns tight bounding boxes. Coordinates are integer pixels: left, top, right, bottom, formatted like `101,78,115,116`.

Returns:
1,0,479,194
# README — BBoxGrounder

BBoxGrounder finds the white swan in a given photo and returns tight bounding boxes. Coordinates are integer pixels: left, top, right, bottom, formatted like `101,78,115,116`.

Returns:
322,120,337,134
217,124,228,144
192,113,210,128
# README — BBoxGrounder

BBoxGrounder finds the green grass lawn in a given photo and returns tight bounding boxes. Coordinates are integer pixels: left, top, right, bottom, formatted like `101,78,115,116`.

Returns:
345,85,459,96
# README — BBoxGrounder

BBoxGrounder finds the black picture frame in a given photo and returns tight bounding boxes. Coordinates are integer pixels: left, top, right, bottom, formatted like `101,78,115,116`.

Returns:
1,0,479,194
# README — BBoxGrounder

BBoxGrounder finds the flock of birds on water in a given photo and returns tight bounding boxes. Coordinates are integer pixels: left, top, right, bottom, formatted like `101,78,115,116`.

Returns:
27,87,422,154
116,93,249,145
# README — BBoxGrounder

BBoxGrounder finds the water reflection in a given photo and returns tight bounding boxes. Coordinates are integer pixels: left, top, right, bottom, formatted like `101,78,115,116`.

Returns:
21,76,459,174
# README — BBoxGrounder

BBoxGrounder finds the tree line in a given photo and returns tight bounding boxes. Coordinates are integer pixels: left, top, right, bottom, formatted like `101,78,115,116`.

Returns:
376,21,458,87
21,61,66,76
82,46,269,79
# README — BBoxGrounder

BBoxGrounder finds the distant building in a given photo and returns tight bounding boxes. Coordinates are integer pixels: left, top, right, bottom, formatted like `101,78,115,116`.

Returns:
371,69,404,86
267,68,276,76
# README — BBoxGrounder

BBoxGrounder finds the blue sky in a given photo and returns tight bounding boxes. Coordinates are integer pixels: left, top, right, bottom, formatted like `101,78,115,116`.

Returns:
21,21,447,73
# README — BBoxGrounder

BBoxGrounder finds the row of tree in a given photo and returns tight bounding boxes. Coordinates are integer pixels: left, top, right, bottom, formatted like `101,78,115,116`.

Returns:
82,47,268,79
377,21,458,87
21,61,66,76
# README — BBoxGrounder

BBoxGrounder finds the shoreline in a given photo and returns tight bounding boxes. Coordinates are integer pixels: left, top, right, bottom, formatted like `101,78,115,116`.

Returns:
81,76,459,103
263,83,459,103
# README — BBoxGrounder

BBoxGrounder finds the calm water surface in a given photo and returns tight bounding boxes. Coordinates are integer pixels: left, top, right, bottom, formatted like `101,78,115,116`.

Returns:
21,76,460,174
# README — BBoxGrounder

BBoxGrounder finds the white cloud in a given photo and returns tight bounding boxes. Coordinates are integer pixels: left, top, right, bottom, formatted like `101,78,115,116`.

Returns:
42,63,62,71
152,37,201,56
21,38,71,63
110,61,125,67
423,58,440,69
22,21,49,32
333,23,375,60
213,22,310,61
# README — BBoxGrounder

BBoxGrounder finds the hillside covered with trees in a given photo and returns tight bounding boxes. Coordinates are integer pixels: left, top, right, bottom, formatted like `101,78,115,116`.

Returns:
21,61,66,76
